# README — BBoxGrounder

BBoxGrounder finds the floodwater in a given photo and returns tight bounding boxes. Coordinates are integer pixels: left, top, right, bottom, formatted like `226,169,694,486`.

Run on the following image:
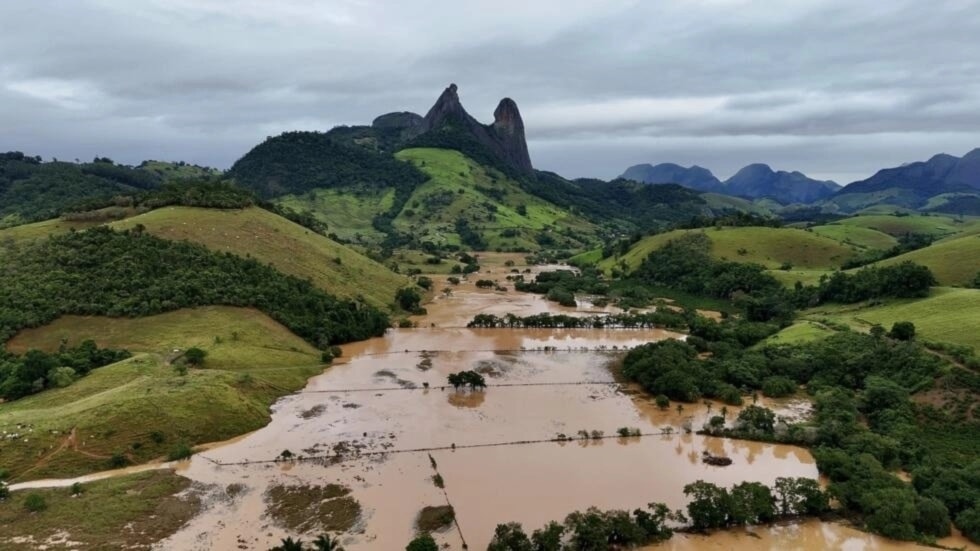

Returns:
13,253,965,550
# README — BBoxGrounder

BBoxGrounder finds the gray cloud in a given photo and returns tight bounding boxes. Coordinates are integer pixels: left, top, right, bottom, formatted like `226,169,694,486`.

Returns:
1,0,978,183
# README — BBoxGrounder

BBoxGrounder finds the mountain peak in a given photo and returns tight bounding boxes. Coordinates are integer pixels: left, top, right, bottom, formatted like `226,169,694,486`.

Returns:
417,84,533,173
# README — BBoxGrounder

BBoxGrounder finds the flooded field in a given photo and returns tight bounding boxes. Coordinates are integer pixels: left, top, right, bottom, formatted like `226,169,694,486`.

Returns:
158,333,818,550
9,253,962,550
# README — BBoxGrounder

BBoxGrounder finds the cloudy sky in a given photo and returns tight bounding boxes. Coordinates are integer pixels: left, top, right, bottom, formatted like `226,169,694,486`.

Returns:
2,0,978,184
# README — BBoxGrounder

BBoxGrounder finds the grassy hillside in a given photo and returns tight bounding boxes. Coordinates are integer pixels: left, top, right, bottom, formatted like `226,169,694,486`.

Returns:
392,148,596,250
759,321,836,346
808,224,898,250
700,193,774,216
277,186,394,243
0,307,321,481
110,206,408,310
600,226,856,273
829,213,977,238
876,232,980,286
805,287,980,351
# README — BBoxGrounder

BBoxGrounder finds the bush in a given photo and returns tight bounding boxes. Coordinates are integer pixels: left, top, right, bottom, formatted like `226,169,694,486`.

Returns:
889,321,916,341
70,482,84,496
24,493,47,512
761,376,797,398
168,442,194,461
406,534,438,551
184,347,207,366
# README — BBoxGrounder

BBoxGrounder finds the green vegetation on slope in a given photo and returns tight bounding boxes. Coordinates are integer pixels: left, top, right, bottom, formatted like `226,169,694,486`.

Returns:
0,226,390,348
600,226,856,274
808,224,898,250
804,287,980,351
0,153,160,228
759,321,836,346
0,307,320,480
393,148,596,251
830,213,977,238
876,233,980,286
228,130,427,199
0,470,199,548
277,186,395,243
110,206,408,311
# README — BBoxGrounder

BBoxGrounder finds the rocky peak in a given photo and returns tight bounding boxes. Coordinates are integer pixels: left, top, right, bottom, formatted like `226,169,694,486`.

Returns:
417,84,533,173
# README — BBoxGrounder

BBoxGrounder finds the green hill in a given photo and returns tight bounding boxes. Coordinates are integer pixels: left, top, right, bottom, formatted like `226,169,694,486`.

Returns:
805,287,980,351
391,148,596,250
600,226,857,273
0,154,161,228
876,232,980,286
1,307,321,481
110,206,408,311
828,214,978,238
808,224,898,250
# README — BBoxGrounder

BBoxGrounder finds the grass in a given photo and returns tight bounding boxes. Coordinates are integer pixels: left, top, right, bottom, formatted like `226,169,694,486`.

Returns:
759,321,836,346
394,148,595,251
0,307,322,481
829,214,978,238
875,233,980,286
276,186,394,244
0,470,199,549
600,226,856,273
700,193,774,216
808,224,898,250
110,206,409,311
803,287,980,351
767,268,833,288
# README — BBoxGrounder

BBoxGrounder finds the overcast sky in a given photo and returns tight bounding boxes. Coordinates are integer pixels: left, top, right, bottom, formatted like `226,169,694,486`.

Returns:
2,0,979,184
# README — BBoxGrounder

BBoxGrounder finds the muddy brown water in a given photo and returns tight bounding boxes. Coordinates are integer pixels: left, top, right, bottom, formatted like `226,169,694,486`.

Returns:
13,254,967,550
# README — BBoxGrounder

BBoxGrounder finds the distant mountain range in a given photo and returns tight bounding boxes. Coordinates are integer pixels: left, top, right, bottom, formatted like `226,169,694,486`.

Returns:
621,162,840,205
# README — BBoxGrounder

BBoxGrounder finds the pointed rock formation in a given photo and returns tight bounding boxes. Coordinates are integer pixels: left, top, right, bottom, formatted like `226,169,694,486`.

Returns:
416,83,533,173
491,98,532,172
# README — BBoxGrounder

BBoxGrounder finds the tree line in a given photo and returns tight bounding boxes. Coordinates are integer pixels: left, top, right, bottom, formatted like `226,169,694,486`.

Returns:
0,340,131,401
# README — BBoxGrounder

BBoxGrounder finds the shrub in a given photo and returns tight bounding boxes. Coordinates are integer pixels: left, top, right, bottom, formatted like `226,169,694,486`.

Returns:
168,442,194,461
184,347,207,366
761,376,797,398
24,493,47,512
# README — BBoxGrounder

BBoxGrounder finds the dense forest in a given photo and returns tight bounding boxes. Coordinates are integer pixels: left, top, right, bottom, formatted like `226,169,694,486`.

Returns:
0,227,390,355
228,131,428,199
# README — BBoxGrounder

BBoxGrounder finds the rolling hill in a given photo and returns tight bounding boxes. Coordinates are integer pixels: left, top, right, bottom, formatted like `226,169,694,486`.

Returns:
876,232,980,286
1,307,322,481
109,206,409,311
598,226,857,274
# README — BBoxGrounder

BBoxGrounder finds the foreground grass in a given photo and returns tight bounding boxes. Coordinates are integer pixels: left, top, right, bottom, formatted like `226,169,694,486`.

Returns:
110,206,408,311
0,307,321,481
0,470,198,549
804,287,980,351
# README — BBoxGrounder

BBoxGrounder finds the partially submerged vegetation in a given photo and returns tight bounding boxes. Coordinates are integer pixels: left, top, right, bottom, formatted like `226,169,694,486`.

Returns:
266,484,362,534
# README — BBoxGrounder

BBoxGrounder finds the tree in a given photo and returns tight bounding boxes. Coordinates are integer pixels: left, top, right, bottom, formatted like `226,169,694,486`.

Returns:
736,405,776,433
956,507,980,543
683,481,730,530
396,287,422,312
269,537,304,551
487,522,532,551
405,534,438,551
889,321,916,341
729,482,775,525
184,347,207,366
655,394,670,410
862,488,918,540
915,497,951,538
530,521,564,551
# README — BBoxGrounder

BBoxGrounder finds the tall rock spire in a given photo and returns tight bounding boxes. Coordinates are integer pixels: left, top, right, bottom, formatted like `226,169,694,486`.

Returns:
416,84,533,174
